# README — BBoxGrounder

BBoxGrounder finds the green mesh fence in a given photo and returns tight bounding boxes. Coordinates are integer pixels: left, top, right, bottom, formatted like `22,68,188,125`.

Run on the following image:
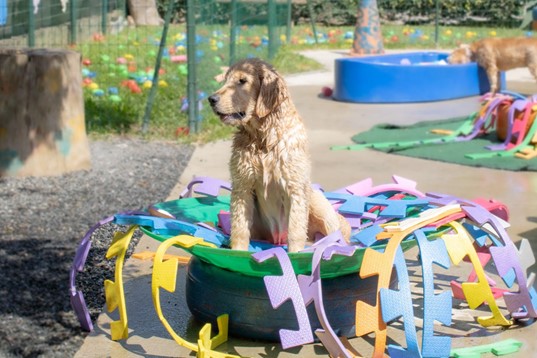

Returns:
0,0,535,137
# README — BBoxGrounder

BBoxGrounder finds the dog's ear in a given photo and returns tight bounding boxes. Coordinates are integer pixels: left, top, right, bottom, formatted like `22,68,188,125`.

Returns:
255,65,287,118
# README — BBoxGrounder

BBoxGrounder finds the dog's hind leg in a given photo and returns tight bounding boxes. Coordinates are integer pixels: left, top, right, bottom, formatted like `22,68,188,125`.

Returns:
308,189,351,243
286,186,310,253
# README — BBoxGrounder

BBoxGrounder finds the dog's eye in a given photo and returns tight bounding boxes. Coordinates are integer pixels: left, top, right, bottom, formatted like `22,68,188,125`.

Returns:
238,78,247,85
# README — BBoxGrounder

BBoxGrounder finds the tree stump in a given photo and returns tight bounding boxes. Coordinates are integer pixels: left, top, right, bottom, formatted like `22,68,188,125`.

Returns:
128,0,164,26
0,48,91,177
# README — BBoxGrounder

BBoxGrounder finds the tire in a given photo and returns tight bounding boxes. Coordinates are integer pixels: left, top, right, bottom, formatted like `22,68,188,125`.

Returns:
186,256,396,341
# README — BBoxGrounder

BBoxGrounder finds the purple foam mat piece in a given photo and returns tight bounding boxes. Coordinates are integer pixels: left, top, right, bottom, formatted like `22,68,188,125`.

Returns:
336,175,425,198
252,248,313,349
464,206,537,318
324,192,429,219
179,176,232,198
486,98,528,151
298,231,356,358
415,229,452,358
379,246,421,358
217,210,231,235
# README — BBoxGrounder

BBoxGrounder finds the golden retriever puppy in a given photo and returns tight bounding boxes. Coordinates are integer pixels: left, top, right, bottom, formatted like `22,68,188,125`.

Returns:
447,37,537,93
208,58,351,252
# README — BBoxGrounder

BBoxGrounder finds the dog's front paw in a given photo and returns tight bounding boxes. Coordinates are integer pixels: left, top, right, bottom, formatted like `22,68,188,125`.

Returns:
230,237,250,251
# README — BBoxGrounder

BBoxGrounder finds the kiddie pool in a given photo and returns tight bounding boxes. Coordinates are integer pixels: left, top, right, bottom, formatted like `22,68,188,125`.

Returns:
333,51,505,103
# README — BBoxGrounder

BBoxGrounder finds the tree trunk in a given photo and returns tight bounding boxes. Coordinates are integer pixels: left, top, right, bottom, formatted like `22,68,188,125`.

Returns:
351,0,384,55
0,48,91,177
128,0,164,26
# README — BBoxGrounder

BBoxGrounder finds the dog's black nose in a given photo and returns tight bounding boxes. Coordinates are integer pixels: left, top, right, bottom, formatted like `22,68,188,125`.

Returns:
208,95,219,106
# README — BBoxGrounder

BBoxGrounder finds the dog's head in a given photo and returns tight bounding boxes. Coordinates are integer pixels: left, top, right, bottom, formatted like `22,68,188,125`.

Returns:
447,44,472,64
208,58,287,126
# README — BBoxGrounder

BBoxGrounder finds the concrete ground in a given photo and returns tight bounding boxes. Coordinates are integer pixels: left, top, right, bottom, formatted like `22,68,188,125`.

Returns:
76,50,537,357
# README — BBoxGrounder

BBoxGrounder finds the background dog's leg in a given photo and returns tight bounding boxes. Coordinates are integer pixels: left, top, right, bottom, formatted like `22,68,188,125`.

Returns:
230,188,255,251
485,63,499,93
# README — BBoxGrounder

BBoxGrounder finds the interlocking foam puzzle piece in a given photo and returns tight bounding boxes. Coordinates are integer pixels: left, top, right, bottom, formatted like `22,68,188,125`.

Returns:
336,175,425,198
450,338,522,357
217,210,231,235
298,232,356,358
415,229,452,358
441,221,512,327
197,315,240,358
114,214,228,247
179,176,232,198
379,246,421,358
358,203,464,357
104,225,137,340
450,245,509,301
252,247,313,349
379,204,462,235
463,206,537,319
324,192,429,218
152,235,239,356
350,224,384,247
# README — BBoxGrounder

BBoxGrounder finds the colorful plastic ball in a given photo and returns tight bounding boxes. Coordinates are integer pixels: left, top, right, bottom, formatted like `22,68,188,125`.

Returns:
108,87,119,95
82,78,93,86
143,80,152,89
92,88,104,96
88,82,99,90
321,86,333,97
116,57,127,64
82,59,92,66
344,31,353,39
158,80,168,87
109,95,121,102
171,55,187,63
100,54,110,62
178,65,188,75
81,68,90,77
490,31,497,37
124,54,134,60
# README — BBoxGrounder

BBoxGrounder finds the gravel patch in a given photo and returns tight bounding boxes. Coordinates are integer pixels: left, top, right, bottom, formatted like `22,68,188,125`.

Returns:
0,138,193,358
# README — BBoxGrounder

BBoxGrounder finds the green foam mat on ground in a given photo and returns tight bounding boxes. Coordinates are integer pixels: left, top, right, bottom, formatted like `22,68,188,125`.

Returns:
349,117,537,171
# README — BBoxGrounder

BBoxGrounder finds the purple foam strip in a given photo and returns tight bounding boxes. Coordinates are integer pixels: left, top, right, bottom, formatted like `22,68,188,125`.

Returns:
252,248,313,349
487,99,528,151
179,176,232,198
335,175,425,198
298,231,356,358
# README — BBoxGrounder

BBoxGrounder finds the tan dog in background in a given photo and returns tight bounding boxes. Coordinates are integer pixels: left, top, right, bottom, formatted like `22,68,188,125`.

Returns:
447,37,537,93
208,58,351,252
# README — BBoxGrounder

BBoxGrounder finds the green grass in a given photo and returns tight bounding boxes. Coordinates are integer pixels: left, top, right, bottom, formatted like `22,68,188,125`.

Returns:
77,23,533,143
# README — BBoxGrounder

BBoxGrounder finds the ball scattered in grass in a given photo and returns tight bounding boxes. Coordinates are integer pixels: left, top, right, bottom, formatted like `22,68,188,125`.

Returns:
109,95,121,102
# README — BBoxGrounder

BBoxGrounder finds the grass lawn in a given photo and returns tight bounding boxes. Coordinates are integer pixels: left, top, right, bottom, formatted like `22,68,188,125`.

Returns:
77,23,532,142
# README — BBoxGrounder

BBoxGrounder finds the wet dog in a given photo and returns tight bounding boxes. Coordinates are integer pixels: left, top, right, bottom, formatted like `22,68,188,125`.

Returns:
208,58,351,252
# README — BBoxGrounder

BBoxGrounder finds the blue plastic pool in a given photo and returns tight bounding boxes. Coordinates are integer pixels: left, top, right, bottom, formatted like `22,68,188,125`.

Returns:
333,51,505,103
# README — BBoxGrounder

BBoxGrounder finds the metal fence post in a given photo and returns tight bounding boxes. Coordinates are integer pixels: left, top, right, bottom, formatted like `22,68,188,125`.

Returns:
141,0,175,134
102,0,109,34
306,0,318,44
286,0,291,43
434,0,439,48
230,0,237,65
69,0,77,45
268,0,276,59
28,0,35,47
187,0,198,133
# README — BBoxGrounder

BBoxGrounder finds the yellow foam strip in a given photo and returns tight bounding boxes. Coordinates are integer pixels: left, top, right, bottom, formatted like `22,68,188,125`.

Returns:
441,222,512,327
152,236,238,356
104,225,137,341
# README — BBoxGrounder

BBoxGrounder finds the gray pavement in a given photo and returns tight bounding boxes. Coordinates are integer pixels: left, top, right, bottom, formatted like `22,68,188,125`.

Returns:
75,50,537,357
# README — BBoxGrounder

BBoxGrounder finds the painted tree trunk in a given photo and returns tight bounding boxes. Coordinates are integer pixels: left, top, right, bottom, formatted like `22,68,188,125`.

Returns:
351,0,384,55
128,0,164,26
0,48,91,177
